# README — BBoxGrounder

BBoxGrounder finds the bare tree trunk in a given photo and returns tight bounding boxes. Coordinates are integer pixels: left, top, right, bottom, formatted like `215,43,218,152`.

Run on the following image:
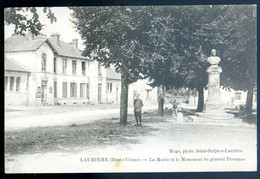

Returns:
197,86,204,112
245,88,254,114
120,75,129,125
157,85,164,116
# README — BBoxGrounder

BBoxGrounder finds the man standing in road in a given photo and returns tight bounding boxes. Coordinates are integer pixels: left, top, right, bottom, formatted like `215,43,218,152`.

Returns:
134,94,143,126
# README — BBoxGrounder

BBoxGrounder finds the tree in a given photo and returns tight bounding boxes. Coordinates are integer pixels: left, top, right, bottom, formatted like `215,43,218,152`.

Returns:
71,5,256,122
70,7,148,125
143,5,256,113
4,7,57,36
141,7,189,114
218,5,257,114
142,6,217,112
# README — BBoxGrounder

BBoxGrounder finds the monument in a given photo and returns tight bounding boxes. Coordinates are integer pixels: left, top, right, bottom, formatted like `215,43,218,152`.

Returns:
205,49,223,111
199,49,234,120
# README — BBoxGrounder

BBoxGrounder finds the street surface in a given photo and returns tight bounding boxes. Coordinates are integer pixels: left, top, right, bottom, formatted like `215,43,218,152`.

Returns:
5,104,257,173
5,104,168,131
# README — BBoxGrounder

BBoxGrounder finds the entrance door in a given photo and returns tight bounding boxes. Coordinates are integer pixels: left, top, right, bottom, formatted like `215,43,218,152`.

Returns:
41,80,47,104
98,83,102,103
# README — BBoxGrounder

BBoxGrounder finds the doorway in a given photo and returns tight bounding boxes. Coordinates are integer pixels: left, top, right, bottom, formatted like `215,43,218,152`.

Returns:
41,80,47,104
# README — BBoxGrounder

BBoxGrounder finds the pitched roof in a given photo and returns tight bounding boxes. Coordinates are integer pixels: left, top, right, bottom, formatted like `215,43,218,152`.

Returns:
5,57,31,73
5,35,48,52
106,68,121,80
5,34,89,60
48,38,87,60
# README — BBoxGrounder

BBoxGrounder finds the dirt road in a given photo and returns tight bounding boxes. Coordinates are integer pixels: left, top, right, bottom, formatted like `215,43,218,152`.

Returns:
5,110,257,173
5,104,165,131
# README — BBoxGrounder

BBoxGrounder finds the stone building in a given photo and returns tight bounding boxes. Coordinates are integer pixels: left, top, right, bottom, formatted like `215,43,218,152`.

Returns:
105,68,121,104
5,57,31,106
5,33,158,106
5,33,106,106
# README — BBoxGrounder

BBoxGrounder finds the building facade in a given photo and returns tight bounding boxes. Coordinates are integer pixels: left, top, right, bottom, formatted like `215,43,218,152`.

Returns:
5,58,31,106
105,68,121,104
5,33,158,107
5,33,106,106
5,34,157,106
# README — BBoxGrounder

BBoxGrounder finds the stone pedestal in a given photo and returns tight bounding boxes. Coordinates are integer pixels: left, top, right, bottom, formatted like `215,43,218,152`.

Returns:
199,50,234,121
205,65,224,112
176,112,184,123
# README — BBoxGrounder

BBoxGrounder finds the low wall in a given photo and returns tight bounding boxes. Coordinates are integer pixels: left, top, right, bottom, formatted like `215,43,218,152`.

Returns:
5,93,28,106
55,98,89,105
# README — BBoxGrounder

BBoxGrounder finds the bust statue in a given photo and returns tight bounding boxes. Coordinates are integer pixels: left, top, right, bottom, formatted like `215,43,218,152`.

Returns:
207,49,221,65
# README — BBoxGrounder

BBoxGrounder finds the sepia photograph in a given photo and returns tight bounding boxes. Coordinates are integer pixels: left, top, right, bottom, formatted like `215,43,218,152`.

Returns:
4,4,257,173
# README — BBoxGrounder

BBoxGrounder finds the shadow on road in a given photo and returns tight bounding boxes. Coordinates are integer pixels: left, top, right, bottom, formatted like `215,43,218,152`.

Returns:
5,113,162,156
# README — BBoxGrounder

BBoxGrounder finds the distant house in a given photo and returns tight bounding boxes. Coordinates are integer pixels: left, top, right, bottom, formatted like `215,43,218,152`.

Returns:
129,79,158,105
106,68,121,104
189,88,257,109
104,67,158,106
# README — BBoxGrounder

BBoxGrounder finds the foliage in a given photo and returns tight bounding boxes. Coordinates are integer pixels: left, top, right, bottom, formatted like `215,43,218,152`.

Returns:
140,5,256,113
70,7,149,85
140,5,256,112
6,6,256,112
4,7,57,36
219,5,257,91
70,7,156,124
143,5,256,91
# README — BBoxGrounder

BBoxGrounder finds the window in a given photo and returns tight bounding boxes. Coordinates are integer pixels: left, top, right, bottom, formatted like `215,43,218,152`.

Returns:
54,81,57,98
98,83,102,102
5,76,8,90
116,87,119,102
86,83,89,99
37,87,41,93
70,82,77,97
16,77,20,92
107,83,110,93
42,53,47,71
10,77,14,91
146,89,151,100
72,60,77,74
82,62,86,75
80,83,86,98
98,62,102,76
107,83,112,93
110,83,112,93
54,57,57,73
235,92,241,100
62,59,67,74
62,82,67,98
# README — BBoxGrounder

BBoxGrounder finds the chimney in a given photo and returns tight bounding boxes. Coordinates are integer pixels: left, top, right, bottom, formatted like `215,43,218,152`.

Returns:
51,33,61,46
72,39,78,50
27,31,35,40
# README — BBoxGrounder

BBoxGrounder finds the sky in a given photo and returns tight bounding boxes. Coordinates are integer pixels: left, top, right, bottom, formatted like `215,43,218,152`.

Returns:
4,7,84,50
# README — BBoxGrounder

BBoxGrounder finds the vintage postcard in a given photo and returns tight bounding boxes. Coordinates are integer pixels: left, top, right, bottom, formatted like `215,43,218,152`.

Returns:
4,5,257,173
